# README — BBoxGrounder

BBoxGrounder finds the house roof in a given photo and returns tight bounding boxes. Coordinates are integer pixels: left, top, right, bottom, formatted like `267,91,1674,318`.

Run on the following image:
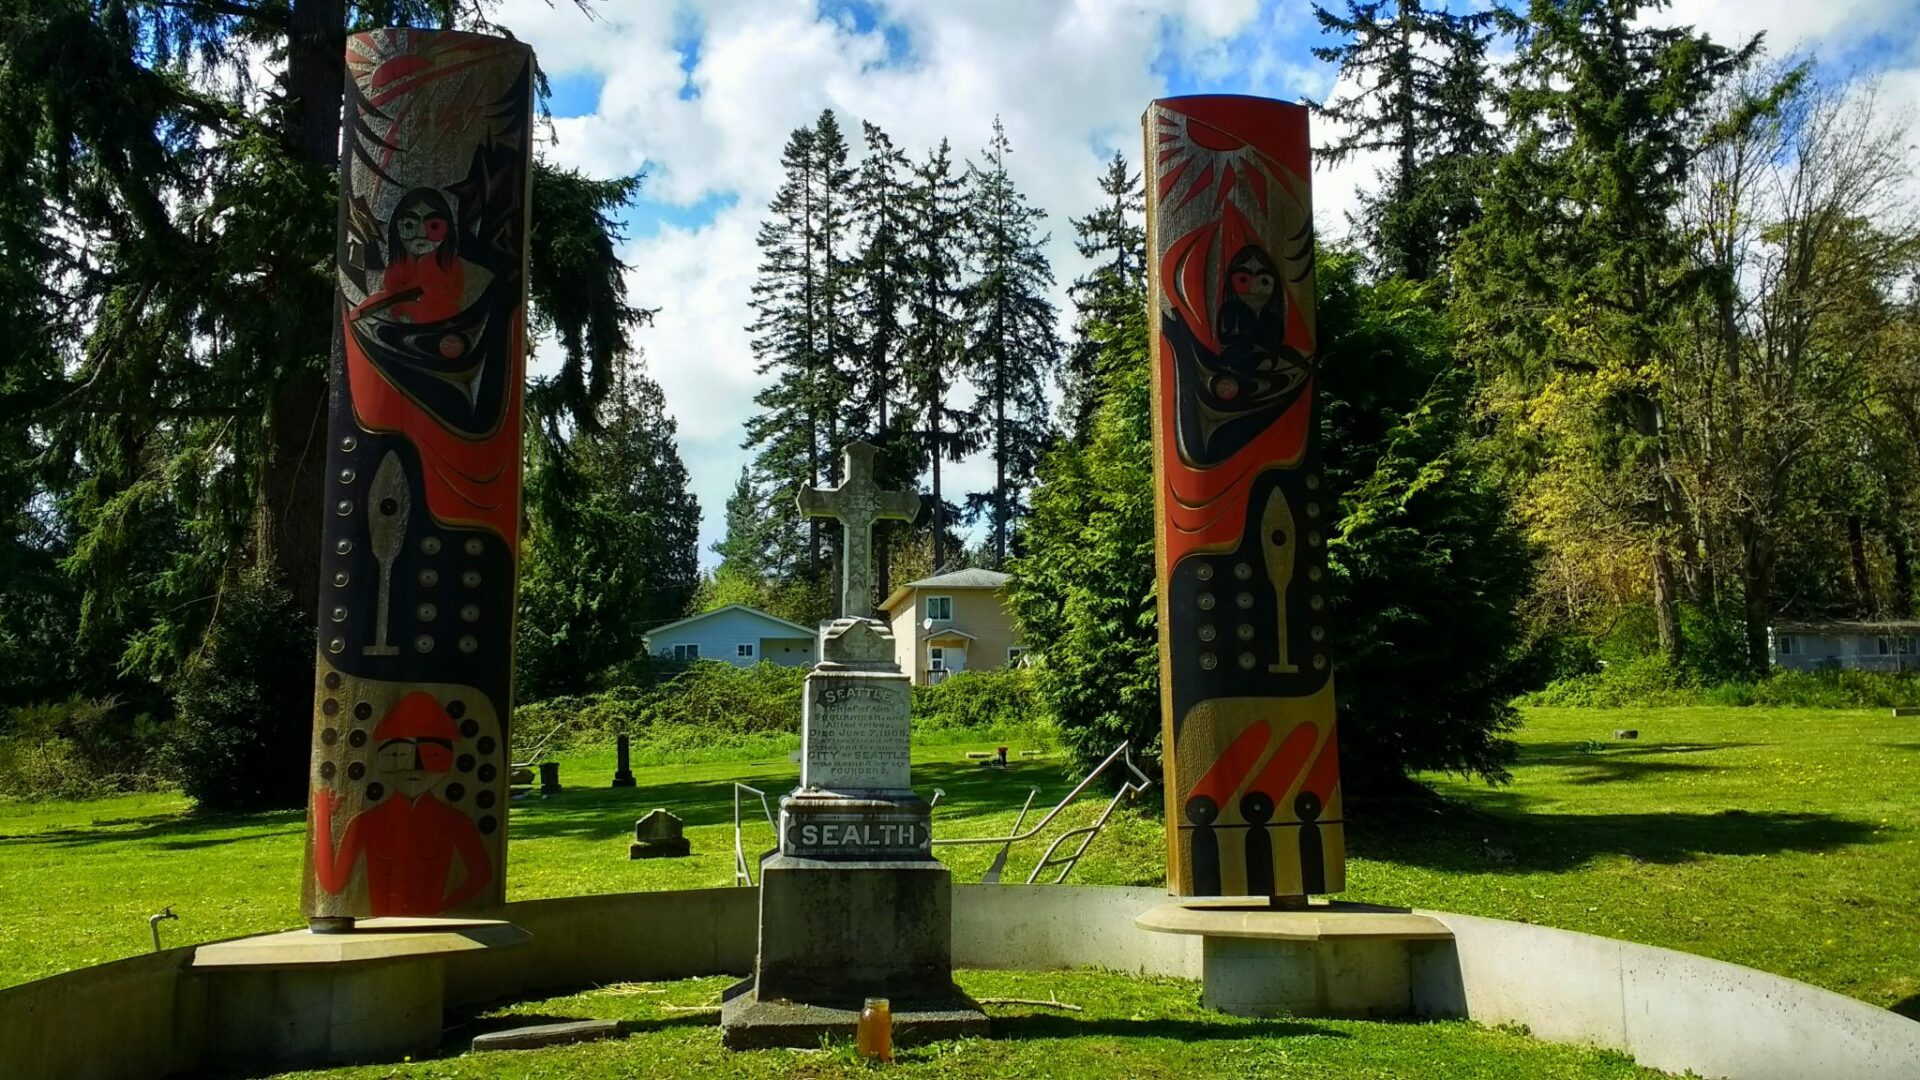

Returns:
1774,620,1920,635
925,628,978,643
879,568,1009,612
642,604,816,643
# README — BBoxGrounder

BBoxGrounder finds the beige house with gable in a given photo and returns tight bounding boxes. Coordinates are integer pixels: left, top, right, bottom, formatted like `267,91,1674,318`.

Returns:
879,568,1025,685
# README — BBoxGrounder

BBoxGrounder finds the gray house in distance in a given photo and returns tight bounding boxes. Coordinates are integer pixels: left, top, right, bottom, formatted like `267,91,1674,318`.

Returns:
1769,620,1920,673
643,604,818,668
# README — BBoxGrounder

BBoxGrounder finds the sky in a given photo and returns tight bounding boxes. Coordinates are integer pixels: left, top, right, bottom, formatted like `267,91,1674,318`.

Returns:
487,0,1920,569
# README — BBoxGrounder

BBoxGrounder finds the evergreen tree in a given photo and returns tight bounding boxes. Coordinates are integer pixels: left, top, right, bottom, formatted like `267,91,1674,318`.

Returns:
1,1,646,804
711,466,774,582
1311,0,1502,281
961,118,1061,568
1011,249,1533,785
847,122,921,601
745,118,834,586
517,356,700,698
1455,0,1758,666
902,138,977,570
1062,150,1145,444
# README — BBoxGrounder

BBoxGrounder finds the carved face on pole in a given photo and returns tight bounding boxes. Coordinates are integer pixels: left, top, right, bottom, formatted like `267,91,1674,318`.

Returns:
390,188,457,263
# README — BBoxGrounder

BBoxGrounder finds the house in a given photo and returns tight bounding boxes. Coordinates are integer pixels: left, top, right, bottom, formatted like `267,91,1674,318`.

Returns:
642,604,819,668
1770,620,1920,673
879,568,1025,685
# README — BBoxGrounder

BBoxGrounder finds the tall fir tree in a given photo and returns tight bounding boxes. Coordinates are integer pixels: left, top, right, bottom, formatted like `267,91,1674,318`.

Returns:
961,117,1061,568
847,121,921,602
518,356,700,697
1454,0,1759,666
744,112,854,597
1311,0,1502,281
1062,150,1146,444
902,138,977,570
2,1,647,804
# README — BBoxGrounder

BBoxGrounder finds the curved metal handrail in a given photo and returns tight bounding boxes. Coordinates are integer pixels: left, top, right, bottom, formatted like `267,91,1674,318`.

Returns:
732,782,777,887
930,740,1151,848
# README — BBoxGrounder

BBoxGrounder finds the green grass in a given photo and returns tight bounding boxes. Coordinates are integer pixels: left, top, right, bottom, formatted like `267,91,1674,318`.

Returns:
3,706,1917,1023
275,969,1674,1079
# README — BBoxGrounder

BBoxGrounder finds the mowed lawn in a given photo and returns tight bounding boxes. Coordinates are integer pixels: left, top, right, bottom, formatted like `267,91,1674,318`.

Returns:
1,706,1916,1018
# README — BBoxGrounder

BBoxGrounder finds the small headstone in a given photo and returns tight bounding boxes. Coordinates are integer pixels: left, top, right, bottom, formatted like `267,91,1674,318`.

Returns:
538,760,562,794
1892,707,1920,718
472,1019,621,1052
1613,729,1639,740
611,733,636,788
630,808,690,859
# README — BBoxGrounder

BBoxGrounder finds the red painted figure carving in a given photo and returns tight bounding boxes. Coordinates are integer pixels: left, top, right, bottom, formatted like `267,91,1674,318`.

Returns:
310,693,492,916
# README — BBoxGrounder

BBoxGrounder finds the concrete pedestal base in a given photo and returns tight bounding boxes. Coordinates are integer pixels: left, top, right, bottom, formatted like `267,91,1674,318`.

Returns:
190,917,530,1068
721,855,985,1048
1137,902,1453,1019
719,979,988,1050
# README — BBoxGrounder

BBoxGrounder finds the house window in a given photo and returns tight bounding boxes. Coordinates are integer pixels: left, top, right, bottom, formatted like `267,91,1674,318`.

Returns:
928,646,946,671
673,643,700,661
738,643,755,658
926,595,953,621
1776,635,1798,656
1007,646,1027,666
1880,637,1893,656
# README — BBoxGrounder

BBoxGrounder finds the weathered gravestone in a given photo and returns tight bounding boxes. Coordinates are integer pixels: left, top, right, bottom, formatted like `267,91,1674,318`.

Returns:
720,442,987,1049
629,809,689,859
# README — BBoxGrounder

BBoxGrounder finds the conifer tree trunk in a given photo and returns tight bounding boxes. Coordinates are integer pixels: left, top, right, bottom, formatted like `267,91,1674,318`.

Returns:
261,0,347,621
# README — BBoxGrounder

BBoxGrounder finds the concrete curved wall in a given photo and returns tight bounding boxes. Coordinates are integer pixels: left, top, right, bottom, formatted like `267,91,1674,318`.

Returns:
3,885,1914,1080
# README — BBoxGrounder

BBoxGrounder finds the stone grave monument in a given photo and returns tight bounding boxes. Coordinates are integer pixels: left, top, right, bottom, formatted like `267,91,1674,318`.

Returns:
720,442,987,1049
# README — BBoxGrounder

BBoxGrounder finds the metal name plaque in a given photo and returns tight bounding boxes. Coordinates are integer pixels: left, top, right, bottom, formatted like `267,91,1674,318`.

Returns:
784,816,931,858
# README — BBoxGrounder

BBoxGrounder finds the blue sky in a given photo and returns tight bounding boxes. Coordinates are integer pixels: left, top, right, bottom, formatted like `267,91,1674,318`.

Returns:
491,0,1920,568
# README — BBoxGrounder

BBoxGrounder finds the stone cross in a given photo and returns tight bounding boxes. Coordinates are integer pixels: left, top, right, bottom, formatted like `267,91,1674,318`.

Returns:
797,442,921,619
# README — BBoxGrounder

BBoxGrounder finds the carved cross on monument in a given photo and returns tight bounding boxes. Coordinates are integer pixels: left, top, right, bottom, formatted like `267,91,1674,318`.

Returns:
797,442,921,619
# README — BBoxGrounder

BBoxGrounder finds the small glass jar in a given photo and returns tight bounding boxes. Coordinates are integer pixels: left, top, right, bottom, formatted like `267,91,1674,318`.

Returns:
856,996,893,1062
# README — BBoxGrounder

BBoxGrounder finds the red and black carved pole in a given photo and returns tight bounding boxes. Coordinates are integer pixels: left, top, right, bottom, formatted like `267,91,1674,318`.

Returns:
1145,96,1345,900
304,29,532,926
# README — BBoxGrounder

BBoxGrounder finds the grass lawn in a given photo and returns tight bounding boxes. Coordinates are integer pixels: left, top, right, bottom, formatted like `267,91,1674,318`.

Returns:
2,705,1916,1023
259,969,1677,1079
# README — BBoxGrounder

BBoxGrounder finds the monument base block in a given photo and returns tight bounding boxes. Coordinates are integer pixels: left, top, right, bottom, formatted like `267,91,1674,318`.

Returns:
719,981,989,1050
1136,901,1454,1019
720,855,986,1049
190,917,530,1067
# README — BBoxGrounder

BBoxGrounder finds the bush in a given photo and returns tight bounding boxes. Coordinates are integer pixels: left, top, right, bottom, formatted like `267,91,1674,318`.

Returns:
514,663,1050,763
163,567,312,811
0,696,167,800
1521,655,1691,708
911,668,1051,738
1524,661,1920,709
514,660,806,752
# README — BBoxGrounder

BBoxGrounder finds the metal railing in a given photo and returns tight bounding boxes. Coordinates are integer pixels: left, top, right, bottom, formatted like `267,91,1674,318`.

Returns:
732,782,777,887
932,740,1153,885
728,741,1152,888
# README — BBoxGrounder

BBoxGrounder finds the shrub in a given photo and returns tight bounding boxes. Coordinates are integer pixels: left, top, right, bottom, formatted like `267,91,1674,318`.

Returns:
911,668,1052,739
163,567,312,811
1523,662,1920,709
515,660,806,751
1521,655,1691,708
0,696,169,800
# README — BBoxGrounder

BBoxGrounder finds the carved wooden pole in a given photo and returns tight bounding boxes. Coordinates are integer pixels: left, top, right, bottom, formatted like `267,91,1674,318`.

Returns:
304,29,533,926
1145,96,1345,900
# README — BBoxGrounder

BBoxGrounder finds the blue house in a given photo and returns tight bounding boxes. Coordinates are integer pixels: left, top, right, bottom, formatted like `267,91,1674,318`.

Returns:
642,604,818,668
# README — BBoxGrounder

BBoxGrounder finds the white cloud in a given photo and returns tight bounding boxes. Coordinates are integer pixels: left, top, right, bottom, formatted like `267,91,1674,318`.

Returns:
489,0,1919,567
